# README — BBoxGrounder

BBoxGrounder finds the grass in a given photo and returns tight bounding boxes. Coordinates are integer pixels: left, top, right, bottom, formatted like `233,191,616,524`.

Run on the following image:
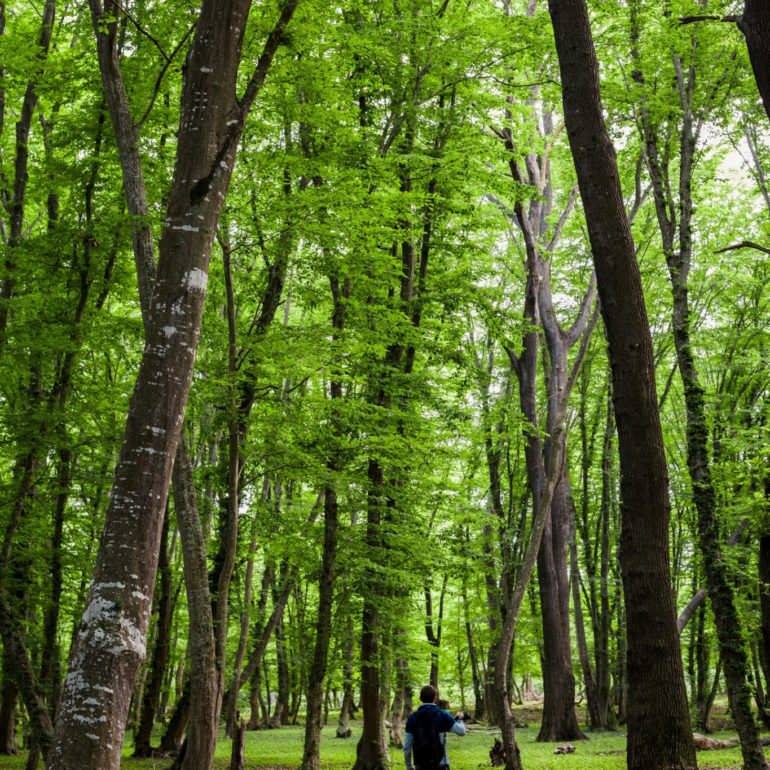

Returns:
0,710,762,769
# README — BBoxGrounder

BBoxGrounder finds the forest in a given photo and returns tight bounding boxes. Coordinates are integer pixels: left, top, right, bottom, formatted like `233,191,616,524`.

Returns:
0,0,768,769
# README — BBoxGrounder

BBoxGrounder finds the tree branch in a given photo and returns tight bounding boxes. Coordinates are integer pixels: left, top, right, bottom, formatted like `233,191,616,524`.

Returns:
679,14,741,25
715,240,770,256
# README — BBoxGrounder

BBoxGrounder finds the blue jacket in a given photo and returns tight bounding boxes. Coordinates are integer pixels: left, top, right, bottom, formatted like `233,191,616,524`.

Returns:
403,704,466,770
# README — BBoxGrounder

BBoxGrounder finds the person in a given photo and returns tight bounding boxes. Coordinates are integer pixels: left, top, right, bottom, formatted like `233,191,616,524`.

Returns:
404,685,466,770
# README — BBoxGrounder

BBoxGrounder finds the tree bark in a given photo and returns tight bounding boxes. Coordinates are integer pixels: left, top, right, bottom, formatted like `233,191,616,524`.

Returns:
300,484,338,769
760,535,770,694
48,3,299,767
336,631,355,738
0,652,17,755
352,461,389,770
424,575,448,690
630,8,766,764
171,443,219,770
133,510,173,757
495,112,595,743
570,511,601,731
388,652,411,748
158,687,190,756
229,718,245,770
537,474,584,742
301,274,347,770
740,1,770,122
547,3,696,769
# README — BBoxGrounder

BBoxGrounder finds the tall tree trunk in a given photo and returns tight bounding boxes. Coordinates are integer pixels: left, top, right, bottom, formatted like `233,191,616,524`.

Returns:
596,393,615,729
134,510,173,757
537,473,584,741
247,666,265,730
225,483,266,736
692,601,710,732
300,483,338,770
424,575,448,690
630,6,767,762
547,3,696,769
336,631,355,738
0,653,17,755
740,1,770,121
491,437,564,770
388,652,410,749
760,535,770,693
570,517,601,731
270,574,292,729
301,274,347,770
462,580,484,720
171,444,218,770
158,687,190,756
49,3,298,768
496,113,595,743
352,461,389,770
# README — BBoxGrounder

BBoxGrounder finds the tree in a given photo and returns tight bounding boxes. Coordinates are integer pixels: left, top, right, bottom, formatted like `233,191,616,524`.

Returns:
547,1,697,769
48,2,299,767
741,0,770,121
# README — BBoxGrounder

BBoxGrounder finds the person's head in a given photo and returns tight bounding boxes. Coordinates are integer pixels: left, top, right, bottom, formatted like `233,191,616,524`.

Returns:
419,684,437,704
438,699,450,711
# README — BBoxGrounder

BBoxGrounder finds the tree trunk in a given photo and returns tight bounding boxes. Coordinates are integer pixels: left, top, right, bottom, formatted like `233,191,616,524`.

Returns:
570,521,601,731
39,447,71,725
462,581,484,720
225,492,264,736
692,601,710,732
171,444,218,770
424,575,448,691
388,653,410,749
631,3,767,759
158,687,190,756
741,1,770,122
224,559,297,714
547,3,696,769
229,718,245,770
537,473,584,742
336,633,355,738
759,535,770,694
352,462,389,770
0,656,17,755
134,510,173,757
247,666,265,730
596,396,615,729
270,590,291,728
497,115,594,743
49,2,298,767
301,274,346,770
301,485,339,769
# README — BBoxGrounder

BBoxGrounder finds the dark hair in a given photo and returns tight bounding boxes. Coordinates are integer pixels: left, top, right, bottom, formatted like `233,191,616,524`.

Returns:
419,685,437,704
438,699,450,710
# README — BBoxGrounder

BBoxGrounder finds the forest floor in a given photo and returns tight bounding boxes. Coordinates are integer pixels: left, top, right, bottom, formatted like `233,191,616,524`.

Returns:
0,706,763,769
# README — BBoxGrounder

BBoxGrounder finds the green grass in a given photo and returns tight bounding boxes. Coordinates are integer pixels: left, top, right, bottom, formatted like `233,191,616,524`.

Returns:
0,719,761,770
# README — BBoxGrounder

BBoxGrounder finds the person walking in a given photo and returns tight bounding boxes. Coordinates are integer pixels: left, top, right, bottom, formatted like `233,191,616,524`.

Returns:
404,685,466,770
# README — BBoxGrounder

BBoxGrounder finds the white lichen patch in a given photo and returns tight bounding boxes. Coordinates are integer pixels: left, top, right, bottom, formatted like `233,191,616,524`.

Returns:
185,268,208,291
